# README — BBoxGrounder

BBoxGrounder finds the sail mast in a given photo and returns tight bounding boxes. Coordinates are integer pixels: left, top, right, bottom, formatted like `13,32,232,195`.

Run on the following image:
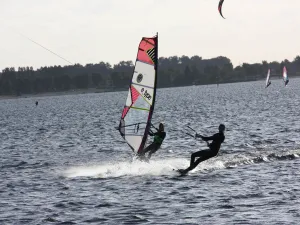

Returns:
137,33,158,154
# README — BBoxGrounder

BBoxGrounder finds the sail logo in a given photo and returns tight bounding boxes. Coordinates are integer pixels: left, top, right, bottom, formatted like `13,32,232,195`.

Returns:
141,88,152,100
146,48,155,63
137,73,143,83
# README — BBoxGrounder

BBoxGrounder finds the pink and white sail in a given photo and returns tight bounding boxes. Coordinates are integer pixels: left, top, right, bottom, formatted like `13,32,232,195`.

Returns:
265,69,271,88
283,66,289,86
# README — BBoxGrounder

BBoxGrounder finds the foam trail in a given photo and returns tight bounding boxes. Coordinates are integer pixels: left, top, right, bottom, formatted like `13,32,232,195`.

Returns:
63,157,228,179
64,148,300,179
64,158,190,178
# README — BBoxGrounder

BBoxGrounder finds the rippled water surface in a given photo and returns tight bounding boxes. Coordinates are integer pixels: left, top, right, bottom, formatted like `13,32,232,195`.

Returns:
1,78,300,224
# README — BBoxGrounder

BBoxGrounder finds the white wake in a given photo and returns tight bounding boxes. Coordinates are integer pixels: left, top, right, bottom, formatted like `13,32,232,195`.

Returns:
64,158,188,178
63,157,227,179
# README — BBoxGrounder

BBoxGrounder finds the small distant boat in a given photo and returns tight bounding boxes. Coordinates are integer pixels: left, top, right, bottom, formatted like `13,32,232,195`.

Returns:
283,66,289,87
265,69,271,88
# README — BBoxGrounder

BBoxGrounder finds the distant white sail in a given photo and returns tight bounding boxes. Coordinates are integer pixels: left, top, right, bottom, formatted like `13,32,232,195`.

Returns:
265,69,271,88
283,66,289,86
118,34,158,154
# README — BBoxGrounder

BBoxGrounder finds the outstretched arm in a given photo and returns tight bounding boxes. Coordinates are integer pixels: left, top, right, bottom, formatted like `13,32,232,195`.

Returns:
195,134,215,141
147,123,157,136
148,128,158,136
195,134,210,146
151,123,158,131
148,129,154,136
200,135,215,141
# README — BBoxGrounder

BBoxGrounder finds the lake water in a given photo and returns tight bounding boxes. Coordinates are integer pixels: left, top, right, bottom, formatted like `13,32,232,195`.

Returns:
1,78,300,224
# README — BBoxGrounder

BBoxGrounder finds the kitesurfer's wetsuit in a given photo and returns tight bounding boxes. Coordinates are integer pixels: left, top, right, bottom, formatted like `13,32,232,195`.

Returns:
140,129,166,160
185,132,225,172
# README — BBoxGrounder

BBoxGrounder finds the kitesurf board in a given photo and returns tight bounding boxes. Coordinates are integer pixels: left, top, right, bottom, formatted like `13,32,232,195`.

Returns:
173,169,189,176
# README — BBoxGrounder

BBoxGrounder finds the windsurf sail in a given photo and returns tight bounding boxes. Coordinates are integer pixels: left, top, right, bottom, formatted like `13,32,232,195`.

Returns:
218,0,225,19
283,66,289,86
265,69,271,88
118,34,158,154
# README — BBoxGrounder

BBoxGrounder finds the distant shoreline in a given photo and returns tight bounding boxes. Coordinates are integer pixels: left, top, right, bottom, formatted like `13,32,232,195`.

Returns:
0,88,127,100
0,76,298,100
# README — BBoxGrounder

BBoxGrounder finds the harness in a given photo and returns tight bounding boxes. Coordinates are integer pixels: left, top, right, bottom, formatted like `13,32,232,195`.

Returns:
154,135,164,145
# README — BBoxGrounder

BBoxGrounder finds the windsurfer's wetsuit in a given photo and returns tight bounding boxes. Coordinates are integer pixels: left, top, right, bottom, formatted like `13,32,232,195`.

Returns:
183,132,225,172
266,81,271,88
139,129,166,160
285,80,289,86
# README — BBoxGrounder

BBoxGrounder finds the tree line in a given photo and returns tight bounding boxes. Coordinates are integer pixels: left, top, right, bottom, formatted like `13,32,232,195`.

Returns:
1,55,300,96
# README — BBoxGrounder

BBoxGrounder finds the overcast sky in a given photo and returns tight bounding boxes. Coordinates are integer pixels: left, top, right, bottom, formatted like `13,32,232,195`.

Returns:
0,0,299,70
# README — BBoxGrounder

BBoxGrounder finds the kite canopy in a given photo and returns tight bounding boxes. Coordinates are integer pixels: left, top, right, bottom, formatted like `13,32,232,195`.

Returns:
218,0,225,19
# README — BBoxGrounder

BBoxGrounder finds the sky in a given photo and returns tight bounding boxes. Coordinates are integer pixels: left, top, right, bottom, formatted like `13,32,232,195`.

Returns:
0,0,300,70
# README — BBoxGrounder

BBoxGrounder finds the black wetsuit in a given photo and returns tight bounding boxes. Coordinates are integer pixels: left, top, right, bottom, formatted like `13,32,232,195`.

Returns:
140,129,166,160
266,81,271,88
185,132,225,172
285,80,289,86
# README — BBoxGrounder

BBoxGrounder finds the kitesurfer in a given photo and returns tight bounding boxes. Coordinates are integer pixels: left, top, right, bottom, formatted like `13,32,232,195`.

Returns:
179,124,225,174
139,123,166,160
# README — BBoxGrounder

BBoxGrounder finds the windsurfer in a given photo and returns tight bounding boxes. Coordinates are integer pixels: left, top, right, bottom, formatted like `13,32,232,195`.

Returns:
266,81,271,88
138,123,166,160
179,124,225,174
283,66,289,86
285,80,289,86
